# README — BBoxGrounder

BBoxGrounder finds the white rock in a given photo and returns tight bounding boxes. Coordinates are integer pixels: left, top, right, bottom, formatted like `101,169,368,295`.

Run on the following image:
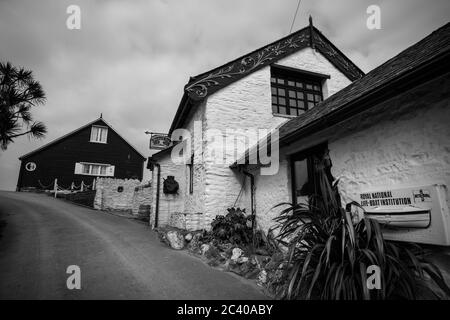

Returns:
257,270,267,287
184,233,193,241
166,230,185,250
201,244,210,255
236,256,249,264
231,248,244,261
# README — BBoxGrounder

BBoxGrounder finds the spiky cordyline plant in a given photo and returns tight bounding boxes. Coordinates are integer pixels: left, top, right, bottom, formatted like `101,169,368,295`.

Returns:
272,196,450,300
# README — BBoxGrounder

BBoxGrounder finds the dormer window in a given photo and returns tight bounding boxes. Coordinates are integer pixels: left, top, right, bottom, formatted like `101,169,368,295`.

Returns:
271,66,325,117
90,125,108,143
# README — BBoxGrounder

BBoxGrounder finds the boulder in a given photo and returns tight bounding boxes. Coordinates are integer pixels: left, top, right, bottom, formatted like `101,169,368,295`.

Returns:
185,233,193,242
166,230,185,250
236,256,249,264
230,248,244,261
187,233,202,254
157,229,170,246
256,270,268,287
201,244,210,255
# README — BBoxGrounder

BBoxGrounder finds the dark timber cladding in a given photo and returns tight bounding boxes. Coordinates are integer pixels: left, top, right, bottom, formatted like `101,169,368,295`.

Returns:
17,118,146,191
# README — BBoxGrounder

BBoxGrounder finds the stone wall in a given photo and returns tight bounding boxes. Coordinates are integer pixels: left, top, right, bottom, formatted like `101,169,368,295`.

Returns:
168,212,204,231
132,183,152,216
94,178,152,215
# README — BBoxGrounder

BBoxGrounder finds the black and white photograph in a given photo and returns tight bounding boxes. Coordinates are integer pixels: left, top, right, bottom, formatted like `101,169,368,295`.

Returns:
1,0,450,310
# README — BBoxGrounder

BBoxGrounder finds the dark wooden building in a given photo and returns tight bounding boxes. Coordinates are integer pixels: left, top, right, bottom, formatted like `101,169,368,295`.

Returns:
17,117,146,191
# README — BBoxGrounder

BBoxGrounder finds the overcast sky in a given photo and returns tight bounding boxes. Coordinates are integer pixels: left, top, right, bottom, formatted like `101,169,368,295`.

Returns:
0,0,449,190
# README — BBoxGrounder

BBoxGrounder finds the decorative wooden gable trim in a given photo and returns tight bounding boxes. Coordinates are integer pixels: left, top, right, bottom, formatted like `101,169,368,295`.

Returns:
184,20,364,101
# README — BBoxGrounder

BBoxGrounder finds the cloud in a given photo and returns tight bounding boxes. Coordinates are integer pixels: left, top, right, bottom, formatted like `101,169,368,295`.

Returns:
1,0,449,190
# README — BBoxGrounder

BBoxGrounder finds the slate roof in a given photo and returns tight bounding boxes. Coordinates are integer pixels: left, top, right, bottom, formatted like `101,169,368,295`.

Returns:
233,21,450,166
276,22,450,145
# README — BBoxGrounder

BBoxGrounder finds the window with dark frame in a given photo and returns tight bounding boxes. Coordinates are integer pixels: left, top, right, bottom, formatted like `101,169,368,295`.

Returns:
290,144,332,206
271,68,323,116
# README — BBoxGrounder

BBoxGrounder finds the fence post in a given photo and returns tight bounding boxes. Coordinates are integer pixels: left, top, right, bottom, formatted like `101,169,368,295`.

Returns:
81,181,84,192
70,182,74,192
54,178,58,198
93,178,96,191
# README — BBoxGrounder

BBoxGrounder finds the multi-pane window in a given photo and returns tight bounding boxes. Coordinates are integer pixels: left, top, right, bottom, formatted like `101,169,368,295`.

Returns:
90,126,108,143
75,162,113,176
271,69,323,116
81,163,108,176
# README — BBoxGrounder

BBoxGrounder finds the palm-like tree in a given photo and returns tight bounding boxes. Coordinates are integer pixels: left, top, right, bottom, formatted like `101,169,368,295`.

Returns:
0,61,47,150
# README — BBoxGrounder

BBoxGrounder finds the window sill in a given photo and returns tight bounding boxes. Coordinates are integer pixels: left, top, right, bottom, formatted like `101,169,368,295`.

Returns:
272,113,298,119
89,140,107,144
75,173,112,177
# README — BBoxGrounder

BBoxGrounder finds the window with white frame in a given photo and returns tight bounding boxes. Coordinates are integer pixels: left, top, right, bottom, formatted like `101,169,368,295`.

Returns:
74,162,114,176
90,126,108,143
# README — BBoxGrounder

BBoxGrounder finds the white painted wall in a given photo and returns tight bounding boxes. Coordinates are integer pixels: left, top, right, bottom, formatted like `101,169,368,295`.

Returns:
151,102,207,227
277,47,352,99
252,74,450,234
330,75,450,208
151,154,185,227
94,178,142,212
151,47,353,229
202,47,352,226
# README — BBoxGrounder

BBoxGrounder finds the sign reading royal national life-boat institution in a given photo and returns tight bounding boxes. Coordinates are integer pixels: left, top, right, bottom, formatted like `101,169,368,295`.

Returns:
359,188,431,208
149,133,171,150
358,187,433,229
356,185,450,246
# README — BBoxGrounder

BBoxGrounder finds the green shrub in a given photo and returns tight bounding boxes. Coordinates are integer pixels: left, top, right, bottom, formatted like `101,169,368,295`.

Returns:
272,198,450,300
210,208,253,245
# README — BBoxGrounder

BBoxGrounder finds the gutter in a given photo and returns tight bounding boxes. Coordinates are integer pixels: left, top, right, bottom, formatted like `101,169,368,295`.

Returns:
231,50,450,167
282,50,450,146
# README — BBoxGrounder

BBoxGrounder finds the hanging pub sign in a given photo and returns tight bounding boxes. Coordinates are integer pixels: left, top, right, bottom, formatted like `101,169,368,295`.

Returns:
149,133,171,150
357,184,450,246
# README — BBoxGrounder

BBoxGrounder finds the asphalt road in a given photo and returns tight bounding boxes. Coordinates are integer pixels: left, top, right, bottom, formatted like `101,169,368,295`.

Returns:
0,191,266,300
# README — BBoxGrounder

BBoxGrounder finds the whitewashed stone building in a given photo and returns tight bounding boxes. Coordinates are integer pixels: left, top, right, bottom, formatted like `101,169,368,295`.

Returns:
149,21,450,246
149,19,363,230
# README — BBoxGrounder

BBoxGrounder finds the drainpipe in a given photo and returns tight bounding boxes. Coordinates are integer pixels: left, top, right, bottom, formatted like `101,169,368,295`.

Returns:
242,169,256,235
154,162,161,228
148,158,161,228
